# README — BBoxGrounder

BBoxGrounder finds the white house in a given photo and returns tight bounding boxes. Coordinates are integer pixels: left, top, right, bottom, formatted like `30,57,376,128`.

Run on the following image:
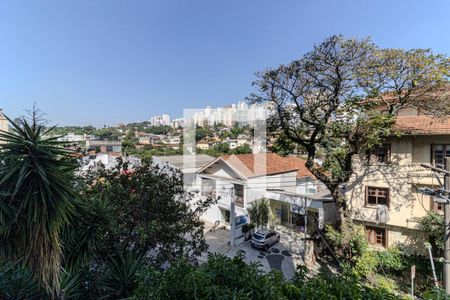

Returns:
195,153,337,244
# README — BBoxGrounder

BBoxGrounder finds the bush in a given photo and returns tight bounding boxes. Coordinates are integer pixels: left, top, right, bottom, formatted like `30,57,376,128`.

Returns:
352,250,378,278
417,211,444,256
134,253,401,300
376,247,407,274
325,222,368,260
134,253,291,300
422,287,448,300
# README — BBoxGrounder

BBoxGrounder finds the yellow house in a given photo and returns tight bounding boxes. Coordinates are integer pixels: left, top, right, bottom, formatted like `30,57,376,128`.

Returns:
346,108,450,250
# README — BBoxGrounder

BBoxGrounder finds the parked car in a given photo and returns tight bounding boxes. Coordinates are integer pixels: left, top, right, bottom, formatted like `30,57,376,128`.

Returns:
251,229,280,251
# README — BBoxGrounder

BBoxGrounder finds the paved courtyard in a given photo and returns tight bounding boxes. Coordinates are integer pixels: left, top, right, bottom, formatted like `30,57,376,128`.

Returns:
202,223,305,280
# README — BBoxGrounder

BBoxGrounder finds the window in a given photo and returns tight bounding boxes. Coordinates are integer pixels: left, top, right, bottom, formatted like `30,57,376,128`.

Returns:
266,232,275,238
201,178,216,198
366,186,389,207
234,184,244,207
431,197,444,212
224,210,230,223
431,144,450,167
366,226,387,247
367,144,391,164
106,145,114,152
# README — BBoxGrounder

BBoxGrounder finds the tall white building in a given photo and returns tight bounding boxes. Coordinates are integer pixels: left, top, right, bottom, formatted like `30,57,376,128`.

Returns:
171,118,184,128
150,114,171,126
190,101,272,127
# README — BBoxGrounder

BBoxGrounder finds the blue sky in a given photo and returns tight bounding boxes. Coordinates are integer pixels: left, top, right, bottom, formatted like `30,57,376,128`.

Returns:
0,0,449,126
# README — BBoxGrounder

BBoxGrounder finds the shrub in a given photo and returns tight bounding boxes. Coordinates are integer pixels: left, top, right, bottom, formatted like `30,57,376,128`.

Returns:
325,222,368,260
376,247,407,274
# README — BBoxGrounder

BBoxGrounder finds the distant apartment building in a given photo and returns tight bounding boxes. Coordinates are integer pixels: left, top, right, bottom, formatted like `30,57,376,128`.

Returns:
57,133,86,143
171,118,184,128
346,104,450,250
191,101,273,127
150,114,171,126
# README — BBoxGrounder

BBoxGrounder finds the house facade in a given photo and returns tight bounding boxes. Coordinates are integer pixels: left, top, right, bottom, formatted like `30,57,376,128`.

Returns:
196,153,337,245
346,108,450,250
86,138,122,154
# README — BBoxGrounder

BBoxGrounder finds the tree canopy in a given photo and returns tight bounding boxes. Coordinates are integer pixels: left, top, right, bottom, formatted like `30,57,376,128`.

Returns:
249,35,450,222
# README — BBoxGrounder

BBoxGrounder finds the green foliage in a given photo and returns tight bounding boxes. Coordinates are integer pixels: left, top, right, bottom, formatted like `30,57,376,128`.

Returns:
59,269,84,300
325,223,368,260
95,127,122,139
250,34,450,221
352,250,378,278
134,253,295,300
200,142,253,157
122,130,138,154
422,288,448,300
48,125,97,136
70,159,215,267
417,211,444,255
0,112,77,293
134,253,401,300
248,199,270,229
97,252,144,300
195,126,214,142
376,247,407,274
269,132,298,156
145,125,173,135
233,143,253,154
0,262,43,299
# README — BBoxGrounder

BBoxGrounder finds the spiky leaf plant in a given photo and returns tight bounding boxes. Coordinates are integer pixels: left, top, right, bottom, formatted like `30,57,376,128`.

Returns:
0,112,77,295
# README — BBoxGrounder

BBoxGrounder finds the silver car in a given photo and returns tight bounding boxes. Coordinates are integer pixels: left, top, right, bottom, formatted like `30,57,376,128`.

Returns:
251,229,280,251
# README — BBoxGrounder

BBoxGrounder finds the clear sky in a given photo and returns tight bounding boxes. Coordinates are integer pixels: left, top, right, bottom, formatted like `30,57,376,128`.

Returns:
0,0,449,126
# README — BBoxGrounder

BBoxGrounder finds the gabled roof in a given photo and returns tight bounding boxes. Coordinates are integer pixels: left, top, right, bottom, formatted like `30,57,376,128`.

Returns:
395,115,450,135
198,153,314,179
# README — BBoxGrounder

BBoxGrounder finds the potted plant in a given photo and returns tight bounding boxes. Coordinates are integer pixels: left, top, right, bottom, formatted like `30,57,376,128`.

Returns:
242,223,251,241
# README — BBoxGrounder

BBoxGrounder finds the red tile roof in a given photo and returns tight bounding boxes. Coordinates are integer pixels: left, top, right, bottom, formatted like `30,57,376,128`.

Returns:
221,153,314,179
395,115,450,135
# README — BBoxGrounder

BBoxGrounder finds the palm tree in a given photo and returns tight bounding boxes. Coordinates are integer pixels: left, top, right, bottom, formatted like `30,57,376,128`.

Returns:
0,111,77,295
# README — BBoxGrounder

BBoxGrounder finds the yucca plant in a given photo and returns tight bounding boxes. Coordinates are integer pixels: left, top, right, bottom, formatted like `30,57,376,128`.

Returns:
0,261,43,299
0,111,77,296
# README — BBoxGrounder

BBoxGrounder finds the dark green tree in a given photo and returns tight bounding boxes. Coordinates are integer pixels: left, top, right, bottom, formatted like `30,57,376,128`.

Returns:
0,111,77,294
66,158,215,268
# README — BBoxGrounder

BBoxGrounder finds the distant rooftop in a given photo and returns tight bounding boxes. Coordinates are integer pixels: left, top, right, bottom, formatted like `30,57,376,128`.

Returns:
155,154,215,170
203,153,315,179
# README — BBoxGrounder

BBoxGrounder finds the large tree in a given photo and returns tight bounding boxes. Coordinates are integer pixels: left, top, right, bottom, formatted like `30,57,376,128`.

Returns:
0,112,77,295
64,158,214,270
249,35,450,224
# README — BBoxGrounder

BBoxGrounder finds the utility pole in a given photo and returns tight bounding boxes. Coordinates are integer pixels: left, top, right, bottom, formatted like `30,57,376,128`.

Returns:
303,196,307,261
229,186,236,247
444,157,450,293
419,159,450,294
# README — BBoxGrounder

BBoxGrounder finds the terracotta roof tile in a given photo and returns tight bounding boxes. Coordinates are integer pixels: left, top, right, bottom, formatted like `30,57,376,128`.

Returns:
221,153,314,179
395,115,450,135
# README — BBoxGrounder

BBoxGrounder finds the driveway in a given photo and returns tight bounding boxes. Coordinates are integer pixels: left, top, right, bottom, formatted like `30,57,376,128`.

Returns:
203,224,303,279
225,239,300,280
